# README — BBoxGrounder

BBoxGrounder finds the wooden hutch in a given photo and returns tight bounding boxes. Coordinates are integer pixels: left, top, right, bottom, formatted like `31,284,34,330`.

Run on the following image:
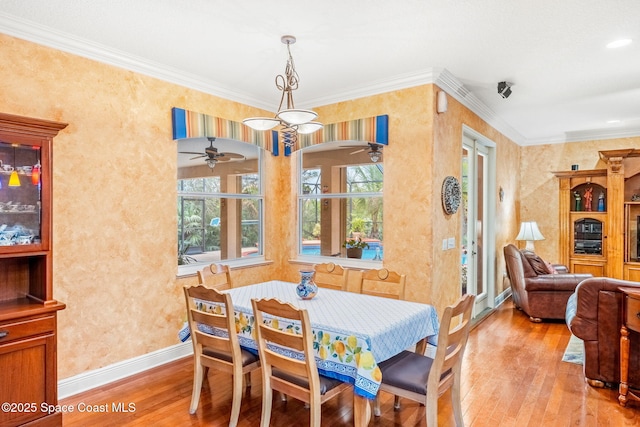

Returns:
554,149,640,280
0,113,67,426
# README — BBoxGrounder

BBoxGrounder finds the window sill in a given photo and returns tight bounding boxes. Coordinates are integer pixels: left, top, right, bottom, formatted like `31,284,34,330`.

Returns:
289,254,383,270
176,256,273,278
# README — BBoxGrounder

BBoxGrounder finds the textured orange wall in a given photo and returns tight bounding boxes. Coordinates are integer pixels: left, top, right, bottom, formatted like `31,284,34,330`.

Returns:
293,85,522,309
0,33,283,378
521,137,640,263
292,87,437,304
432,89,521,301
1,32,524,380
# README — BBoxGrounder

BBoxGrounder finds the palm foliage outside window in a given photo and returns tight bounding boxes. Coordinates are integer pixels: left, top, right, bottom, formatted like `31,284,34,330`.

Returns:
299,144,384,260
177,141,263,267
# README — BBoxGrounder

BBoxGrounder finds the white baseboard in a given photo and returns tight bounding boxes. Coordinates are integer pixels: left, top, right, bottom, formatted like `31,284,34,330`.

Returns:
495,287,512,307
59,289,513,400
58,341,193,400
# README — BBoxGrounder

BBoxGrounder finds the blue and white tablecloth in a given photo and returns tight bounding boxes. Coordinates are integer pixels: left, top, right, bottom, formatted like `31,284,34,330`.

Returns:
182,280,439,399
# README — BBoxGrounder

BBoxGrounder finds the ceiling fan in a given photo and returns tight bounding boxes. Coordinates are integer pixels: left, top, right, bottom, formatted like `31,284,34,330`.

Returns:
179,137,245,169
342,142,384,163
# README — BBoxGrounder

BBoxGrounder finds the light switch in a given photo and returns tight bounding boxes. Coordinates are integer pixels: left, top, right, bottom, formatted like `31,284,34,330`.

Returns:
447,237,455,249
442,239,448,250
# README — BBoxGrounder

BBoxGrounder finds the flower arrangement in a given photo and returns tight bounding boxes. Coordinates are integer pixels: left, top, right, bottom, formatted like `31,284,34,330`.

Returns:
342,237,369,249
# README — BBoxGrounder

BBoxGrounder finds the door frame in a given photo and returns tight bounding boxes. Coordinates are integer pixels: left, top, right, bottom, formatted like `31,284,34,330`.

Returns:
462,125,496,317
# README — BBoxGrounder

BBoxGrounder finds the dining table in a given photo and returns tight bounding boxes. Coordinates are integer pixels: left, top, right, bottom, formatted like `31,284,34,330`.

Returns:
188,280,440,426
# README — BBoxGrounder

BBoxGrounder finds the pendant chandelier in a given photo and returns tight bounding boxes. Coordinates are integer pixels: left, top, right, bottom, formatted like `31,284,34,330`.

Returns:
243,35,322,148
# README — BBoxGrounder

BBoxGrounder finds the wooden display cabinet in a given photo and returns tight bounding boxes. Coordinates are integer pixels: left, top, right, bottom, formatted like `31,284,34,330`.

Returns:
553,169,609,276
624,203,640,282
0,113,67,426
599,149,640,281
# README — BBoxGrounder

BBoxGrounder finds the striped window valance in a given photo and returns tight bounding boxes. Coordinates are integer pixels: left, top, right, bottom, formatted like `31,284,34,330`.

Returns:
297,114,389,149
172,107,388,156
172,107,277,152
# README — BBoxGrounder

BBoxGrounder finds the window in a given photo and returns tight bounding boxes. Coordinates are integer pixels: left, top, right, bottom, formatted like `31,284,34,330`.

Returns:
177,138,263,270
298,141,384,261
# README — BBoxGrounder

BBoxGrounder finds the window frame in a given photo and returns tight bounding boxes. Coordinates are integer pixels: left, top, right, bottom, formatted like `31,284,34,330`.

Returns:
295,146,384,268
177,144,267,277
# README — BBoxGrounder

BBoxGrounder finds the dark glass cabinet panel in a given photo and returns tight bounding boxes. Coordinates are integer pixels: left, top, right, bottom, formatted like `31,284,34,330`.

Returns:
0,142,42,246
574,218,603,255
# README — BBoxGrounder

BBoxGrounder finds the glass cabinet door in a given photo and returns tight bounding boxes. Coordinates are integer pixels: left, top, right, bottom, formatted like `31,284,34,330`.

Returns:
574,218,603,255
0,142,42,247
626,203,640,262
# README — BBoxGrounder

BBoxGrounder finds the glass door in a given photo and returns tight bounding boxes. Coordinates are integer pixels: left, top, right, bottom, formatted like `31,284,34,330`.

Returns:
462,133,494,318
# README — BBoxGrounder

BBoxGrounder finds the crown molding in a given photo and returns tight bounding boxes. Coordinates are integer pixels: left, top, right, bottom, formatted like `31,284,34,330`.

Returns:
4,12,636,147
434,69,527,145
0,12,273,111
526,127,640,146
300,68,440,109
0,13,530,146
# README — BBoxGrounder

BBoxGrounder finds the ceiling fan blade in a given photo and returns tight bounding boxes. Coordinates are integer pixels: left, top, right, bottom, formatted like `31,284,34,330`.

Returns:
350,148,366,155
179,151,204,155
189,155,206,160
217,153,245,162
219,152,245,159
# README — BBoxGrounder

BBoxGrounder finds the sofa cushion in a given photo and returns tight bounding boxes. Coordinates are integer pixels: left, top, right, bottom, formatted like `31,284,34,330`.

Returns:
545,261,559,274
521,250,552,275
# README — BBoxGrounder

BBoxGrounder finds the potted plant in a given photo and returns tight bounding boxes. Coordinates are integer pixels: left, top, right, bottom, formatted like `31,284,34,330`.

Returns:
343,237,369,259
178,243,197,265
350,217,365,240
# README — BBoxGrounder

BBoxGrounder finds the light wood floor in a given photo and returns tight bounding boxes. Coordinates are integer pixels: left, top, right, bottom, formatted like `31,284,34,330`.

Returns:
60,300,640,426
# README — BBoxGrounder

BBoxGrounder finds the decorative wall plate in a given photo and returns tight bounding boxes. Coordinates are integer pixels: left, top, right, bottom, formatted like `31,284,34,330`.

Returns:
441,176,461,215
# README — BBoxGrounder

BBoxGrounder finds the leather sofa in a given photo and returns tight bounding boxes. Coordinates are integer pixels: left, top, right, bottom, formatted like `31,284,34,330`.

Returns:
566,277,640,388
503,244,592,322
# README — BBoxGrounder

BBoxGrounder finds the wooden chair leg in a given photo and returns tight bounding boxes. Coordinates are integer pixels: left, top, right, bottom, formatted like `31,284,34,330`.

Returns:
310,395,321,427
260,381,273,427
425,390,438,427
373,396,381,417
189,362,204,414
451,375,464,426
394,395,401,410
244,372,252,388
229,372,243,427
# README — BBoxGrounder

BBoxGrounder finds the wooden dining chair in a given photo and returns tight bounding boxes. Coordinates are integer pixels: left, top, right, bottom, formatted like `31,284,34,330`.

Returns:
197,263,233,290
359,268,406,299
313,262,348,291
183,285,260,427
373,293,475,426
251,298,351,427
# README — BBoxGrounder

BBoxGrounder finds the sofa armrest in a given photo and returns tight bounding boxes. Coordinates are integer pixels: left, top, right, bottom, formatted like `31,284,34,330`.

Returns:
525,274,592,292
565,292,578,326
566,277,640,341
552,264,569,274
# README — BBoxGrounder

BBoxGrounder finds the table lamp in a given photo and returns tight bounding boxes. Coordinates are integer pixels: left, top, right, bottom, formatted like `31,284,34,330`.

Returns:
516,221,545,251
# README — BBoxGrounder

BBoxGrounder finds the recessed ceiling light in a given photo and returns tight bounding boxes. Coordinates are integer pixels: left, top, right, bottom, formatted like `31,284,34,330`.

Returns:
607,119,621,124
607,39,632,49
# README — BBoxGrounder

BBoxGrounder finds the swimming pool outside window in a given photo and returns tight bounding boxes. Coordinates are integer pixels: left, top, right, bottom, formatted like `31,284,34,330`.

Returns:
298,142,383,261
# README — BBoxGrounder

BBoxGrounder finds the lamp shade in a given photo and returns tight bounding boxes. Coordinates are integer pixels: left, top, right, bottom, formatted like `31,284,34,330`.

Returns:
516,221,544,251
8,170,20,187
276,109,317,125
295,121,323,134
242,117,280,131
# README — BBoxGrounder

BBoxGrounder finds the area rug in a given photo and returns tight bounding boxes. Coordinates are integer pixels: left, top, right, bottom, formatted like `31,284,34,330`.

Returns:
562,334,584,365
